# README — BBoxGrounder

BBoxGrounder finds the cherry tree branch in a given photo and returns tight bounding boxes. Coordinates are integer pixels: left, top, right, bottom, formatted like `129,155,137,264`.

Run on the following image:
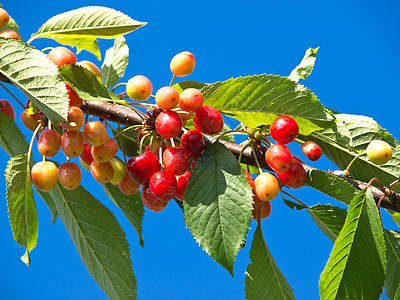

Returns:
81,100,400,214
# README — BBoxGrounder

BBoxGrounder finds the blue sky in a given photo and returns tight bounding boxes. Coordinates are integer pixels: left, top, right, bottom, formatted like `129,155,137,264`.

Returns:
0,0,399,299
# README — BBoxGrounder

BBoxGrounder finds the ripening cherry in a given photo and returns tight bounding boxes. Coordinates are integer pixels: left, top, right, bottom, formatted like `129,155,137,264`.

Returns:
252,197,271,221
60,106,84,131
155,86,180,110
270,116,299,144
58,162,81,190
65,83,83,107
37,129,61,157
180,129,204,158
0,29,20,40
277,159,307,189
193,106,224,135
253,172,280,201
77,60,102,78
110,158,126,185
31,161,59,192
80,140,94,165
170,51,195,77
79,156,91,171
179,88,204,113
20,111,41,131
127,151,161,185
0,99,15,120
118,167,141,195
190,158,198,171
149,170,177,202
91,137,118,162
47,47,76,68
83,121,108,146
90,161,114,183
126,75,152,101
265,143,293,173
301,141,322,161
141,183,168,212
366,140,393,165
155,110,182,139
175,171,191,201
0,8,10,28
61,131,84,158
162,147,189,175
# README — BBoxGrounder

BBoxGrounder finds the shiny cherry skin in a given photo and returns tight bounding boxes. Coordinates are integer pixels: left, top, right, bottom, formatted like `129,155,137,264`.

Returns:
58,162,81,190
366,140,393,165
269,116,299,144
65,83,83,107
253,172,280,201
37,129,61,157
80,140,94,165
31,161,59,192
175,171,191,201
91,137,118,162
149,170,177,202
170,51,195,77
301,141,323,161
0,99,15,120
61,131,84,158
90,161,114,183
277,160,307,189
179,88,203,113
141,183,168,212
47,47,76,68
180,129,204,158
127,151,161,185
118,167,141,195
126,75,152,101
155,110,182,139
0,8,10,28
110,158,126,185
83,121,108,146
20,111,41,131
252,197,271,221
0,29,20,40
155,86,180,110
162,147,189,175
193,106,224,135
265,143,293,173
60,106,84,131
77,60,102,78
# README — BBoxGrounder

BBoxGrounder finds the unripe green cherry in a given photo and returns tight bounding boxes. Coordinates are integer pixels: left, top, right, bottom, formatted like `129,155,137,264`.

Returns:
110,158,126,184
366,140,393,165
126,75,152,101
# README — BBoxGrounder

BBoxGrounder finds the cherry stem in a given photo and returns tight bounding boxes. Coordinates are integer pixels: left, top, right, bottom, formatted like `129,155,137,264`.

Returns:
112,124,143,140
367,177,385,193
150,95,156,99
250,143,264,174
389,180,399,192
170,138,176,148
294,137,306,144
281,189,308,207
238,142,250,165
111,83,127,93
169,75,176,87
40,47,53,53
27,122,44,180
259,134,272,147
345,153,365,174
159,138,164,168
376,195,386,230
0,82,25,109
216,130,247,142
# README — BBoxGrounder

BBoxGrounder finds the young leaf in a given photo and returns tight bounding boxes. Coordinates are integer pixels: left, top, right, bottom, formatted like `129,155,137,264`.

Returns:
305,113,400,192
319,188,386,299
288,47,319,82
308,204,347,242
384,230,400,300
5,155,38,265
183,142,253,276
102,183,144,247
59,64,122,103
244,222,296,300
101,36,129,87
0,38,69,123
201,74,333,135
306,169,358,205
49,184,137,299
29,6,146,59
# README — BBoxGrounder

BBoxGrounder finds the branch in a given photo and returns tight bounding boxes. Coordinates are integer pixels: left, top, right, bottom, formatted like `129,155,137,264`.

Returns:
81,100,400,214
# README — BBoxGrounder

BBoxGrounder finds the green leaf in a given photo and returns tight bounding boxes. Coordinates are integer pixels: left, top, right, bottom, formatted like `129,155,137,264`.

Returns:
112,126,140,158
306,169,358,205
0,113,28,156
30,6,146,59
172,80,206,93
201,75,333,135
5,155,38,265
59,64,122,103
244,222,296,300
389,210,400,228
102,183,144,247
308,204,347,242
241,164,260,176
319,188,386,299
282,198,307,210
183,142,253,276
395,284,400,300
306,114,400,193
288,47,319,82
49,184,137,299
101,36,129,87
0,38,69,123
35,187,58,224
384,230,400,300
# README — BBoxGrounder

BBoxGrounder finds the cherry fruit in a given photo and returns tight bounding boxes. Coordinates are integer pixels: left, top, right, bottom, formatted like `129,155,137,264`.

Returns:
90,161,114,183
83,121,108,146
31,161,59,192
155,86,180,110
277,160,307,189
141,184,168,212
301,141,322,161
60,106,84,131
252,197,271,221
61,131,84,158
270,116,299,144
118,167,141,195
0,8,10,28
366,140,393,165
265,143,293,173
175,171,191,201
47,47,76,68
58,162,81,190
80,140,94,165
0,29,20,40
179,88,203,113
180,129,204,158
77,60,102,78
37,129,61,158
0,99,15,120
126,75,152,101
110,158,126,185
127,151,161,185
155,110,182,139
20,111,41,131
193,106,223,135
65,83,83,107
253,172,280,201
91,137,118,162
170,51,195,77
162,147,189,175
149,170,177,202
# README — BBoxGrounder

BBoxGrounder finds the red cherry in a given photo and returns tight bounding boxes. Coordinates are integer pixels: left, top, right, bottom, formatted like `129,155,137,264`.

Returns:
162,147,189,175
277,160,307,189
47,47,76,68
127,151,161,185
141,184,168,212
80,140,94,165
180,129,204,158
37,129,61,158
252,197,271,221
179,88,203,113
83,121,108,147
301,141,322,161
90,161,114,183
61,131,84,158
65,83,83,107
149,170,177,202
0,99,15,120
265,143,293,173
175,171,191,201
60,106,84,131
155,110,182,139
270,116,299,144
0,29,20,40
193,106,223,135
91,137,119,162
